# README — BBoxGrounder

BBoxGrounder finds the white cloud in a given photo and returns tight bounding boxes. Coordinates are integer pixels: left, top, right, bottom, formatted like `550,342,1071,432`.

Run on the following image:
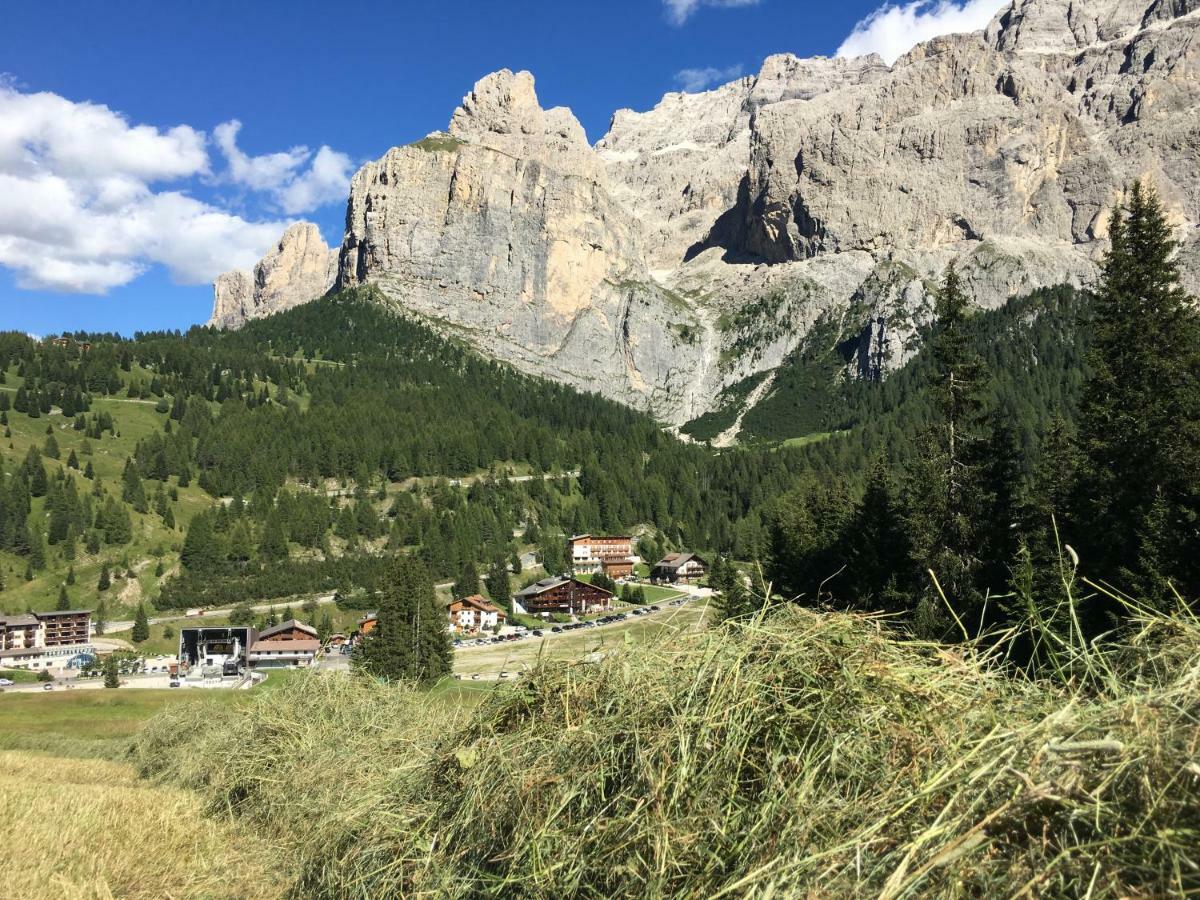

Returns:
213,120,309,191
664,0,761,26
674,64,745,92
0,82,289,294
214,119,354,215
837,0,1007,64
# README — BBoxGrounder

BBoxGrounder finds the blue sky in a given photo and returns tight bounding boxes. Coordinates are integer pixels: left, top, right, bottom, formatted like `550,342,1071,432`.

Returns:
0,0,1006,336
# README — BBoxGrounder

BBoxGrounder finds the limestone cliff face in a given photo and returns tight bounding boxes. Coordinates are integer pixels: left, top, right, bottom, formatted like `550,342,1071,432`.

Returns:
209,223,337,329
336,71,710,423
210,0,1200,429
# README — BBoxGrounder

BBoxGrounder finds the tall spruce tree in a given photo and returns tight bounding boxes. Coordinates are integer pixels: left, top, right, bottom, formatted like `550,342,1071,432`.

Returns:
485,555,511,608
357,556,451,683
131,602,150,643
901,264,992,636
452,559,480,600
1070,182,1200,608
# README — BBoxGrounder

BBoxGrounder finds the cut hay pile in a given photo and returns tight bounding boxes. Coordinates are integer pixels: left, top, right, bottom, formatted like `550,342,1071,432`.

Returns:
131,607,1200,897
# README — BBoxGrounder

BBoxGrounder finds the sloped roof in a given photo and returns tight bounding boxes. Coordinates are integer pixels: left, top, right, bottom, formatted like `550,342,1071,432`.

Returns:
258,619,318,640
654,552,707,570
449,595,504,614
515,576,614,599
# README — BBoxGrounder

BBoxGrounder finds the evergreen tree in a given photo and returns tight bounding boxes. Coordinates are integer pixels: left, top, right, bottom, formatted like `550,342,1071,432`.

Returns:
131,602,150,643
357,556,451,683
97,564,111,591
840,460,911,611
452,559,480,600
103,655,119,688
485,555,511,607
67,449,79,470
1070,182,1200,609
57,585,70,610
901,265,992,636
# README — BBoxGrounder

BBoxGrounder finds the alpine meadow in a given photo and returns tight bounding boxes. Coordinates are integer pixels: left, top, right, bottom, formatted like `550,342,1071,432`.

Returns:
2,0,1200,897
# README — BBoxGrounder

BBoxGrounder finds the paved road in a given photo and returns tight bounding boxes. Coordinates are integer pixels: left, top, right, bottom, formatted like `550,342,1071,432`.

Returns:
105,592,338,633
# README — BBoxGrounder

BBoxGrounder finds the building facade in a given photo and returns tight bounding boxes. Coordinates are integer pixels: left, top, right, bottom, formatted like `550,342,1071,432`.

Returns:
569,534,633,575
247,639,319,668
0,610,94,670
447,595,506,634
515,577,613,616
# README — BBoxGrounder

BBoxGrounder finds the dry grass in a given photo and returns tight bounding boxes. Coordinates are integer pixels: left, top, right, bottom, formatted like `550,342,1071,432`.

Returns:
129,599,1200,898
0,751,282,900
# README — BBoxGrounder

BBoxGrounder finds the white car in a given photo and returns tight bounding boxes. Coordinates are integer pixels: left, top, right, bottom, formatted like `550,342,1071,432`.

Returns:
0,678,13,686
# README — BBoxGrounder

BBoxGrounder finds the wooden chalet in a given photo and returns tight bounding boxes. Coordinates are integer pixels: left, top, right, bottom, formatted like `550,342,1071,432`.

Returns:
515,576,613,616
651,552,709,584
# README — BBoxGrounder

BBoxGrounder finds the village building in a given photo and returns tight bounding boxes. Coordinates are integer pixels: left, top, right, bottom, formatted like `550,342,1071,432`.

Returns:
569,534,634,576
515,576,613,617
326,633,349,648
0,610,94,670
651,552,710,585
245,619,321,668
357,613,378,635
447,595,506,634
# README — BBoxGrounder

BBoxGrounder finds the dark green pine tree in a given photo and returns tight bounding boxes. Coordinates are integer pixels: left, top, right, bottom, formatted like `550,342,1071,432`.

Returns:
358,556,451,683
103,655,120,689
121,458,148,513
901,264,992,637
485,555,511,608
57,585,70,610
131,602,150,643
841,459,911,612
97,564,111,591
711,557,757,621
452,559,480,600
1068,182,1200,610
94,598,107,635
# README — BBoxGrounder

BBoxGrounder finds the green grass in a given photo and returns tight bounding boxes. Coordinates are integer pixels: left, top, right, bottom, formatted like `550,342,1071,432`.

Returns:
0,668,305,759
0,378,214,620
0,668,39,684
410,133,465,153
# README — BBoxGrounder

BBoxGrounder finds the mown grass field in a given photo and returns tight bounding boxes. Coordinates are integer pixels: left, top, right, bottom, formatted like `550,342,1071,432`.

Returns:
0,751,282,900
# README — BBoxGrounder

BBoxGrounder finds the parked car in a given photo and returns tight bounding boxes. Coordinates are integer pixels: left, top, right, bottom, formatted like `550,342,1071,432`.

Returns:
169,680,181,688
551,626,563,634
42,683,54,691
0,678,12,686
531,630,544,637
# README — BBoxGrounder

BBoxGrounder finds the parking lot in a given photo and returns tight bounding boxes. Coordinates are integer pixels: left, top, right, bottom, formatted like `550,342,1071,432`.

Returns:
453,593,710,680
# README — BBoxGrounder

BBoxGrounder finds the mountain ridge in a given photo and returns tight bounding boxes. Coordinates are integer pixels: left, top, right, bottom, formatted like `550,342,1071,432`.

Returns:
210,0,1200,430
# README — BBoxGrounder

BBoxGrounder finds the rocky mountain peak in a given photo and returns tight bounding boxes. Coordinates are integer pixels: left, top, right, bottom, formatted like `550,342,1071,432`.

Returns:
448,69,596,176
209,222,337,329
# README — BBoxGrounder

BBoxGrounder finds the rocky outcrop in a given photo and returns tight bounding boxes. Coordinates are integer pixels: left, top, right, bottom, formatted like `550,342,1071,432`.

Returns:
209,223,338,329
209,0,1200,429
